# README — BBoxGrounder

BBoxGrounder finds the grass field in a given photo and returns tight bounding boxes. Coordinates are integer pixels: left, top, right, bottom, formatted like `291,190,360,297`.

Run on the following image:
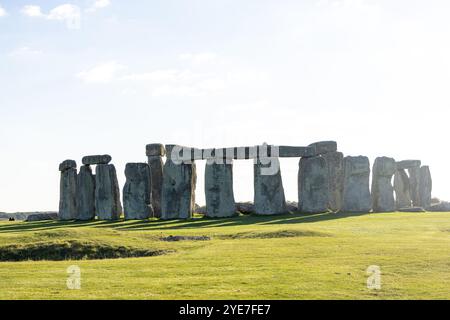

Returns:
0,211,449,300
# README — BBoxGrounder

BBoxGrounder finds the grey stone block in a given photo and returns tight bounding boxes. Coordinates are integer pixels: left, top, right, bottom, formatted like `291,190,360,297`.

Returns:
76,165,96,220
59,167,77,220
161,160,197,219
82,155,112,165
205,162,236,218
123,163,153,220
371,157,396,212
298,156,329,213
95,164,122,220
342,156,372,213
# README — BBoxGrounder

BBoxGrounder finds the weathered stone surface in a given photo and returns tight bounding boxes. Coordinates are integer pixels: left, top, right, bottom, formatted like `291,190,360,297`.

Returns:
419,166,432,209
322,152,344,212
82,155,112,165
146,144,166,157
76,165,96,220
123,163,153,220
59,160,76,172
95,164,122,220
205,163,236,218
277,146,316,158
236,202,255,214
59,167,77,220
161,160,197,219
371,157,396,212
394,169,412,208
308,141,337,155
148,156,164,218
408,166,421,207
254,158,286,215
396,160,421,170
342,156,372,213
298,156,329,213
25,212,58,222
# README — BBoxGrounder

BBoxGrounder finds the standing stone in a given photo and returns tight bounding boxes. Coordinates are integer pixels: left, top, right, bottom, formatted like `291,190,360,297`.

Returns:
394,169,412,209
342,156,372,213
419,166,432,209
147,144,166,218
408,166,421,207
322,152,344,212
205,162,236,218
371,157,396,212
59,160,77,220
95,164,122,220
298,156,329,213
123,163,153,220
254,157,286,215
161,153,197,220
76,165,96,220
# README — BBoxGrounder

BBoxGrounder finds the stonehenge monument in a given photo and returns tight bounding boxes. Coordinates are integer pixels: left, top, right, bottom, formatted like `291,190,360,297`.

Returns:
298,156,329,213
419,166,432,209
95,163,122,220
254,157,287,215
342,156,372,213
58,141,437,221
394,169,412,208
123,163,153,220
161,145,197,220
76,165,96,220
205,161,236,218
371,157,396,212
322,151,344,212
58,160,78,220
147,144,165,218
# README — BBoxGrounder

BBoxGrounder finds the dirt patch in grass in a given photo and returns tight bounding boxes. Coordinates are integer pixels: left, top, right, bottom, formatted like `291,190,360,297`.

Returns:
161,235,211,242
0,240,169,262
220,229,331,239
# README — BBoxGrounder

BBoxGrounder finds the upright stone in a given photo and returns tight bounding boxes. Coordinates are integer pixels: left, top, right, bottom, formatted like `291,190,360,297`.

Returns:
298,156,329,213
254,157,286,215
76,165,96,220
322,152,344,212
147,144,166,218
205,162,236,218
371,157,396,212
419,166,432,209
59,160,77,220
95,164,122,220
342,156,372,213
123,163,153,220
408,166,421,207
161,145,197,220
394,169,412,209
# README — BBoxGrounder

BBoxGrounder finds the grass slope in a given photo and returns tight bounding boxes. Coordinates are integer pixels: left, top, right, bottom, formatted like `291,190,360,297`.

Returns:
0,211,449,300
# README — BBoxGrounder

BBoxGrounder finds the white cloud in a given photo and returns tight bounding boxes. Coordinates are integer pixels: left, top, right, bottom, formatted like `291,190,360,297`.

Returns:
8,46,43,58
21,5,43,17
86,0,111,13
77,61,125,84
21,4,81,29
179,52,218,64
0,4,7,17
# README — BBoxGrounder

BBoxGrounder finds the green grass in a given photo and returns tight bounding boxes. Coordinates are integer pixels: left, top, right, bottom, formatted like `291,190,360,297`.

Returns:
0,211,449,300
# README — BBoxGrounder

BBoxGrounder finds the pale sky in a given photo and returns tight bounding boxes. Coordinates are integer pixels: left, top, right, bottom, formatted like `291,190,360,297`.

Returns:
1,0,450,212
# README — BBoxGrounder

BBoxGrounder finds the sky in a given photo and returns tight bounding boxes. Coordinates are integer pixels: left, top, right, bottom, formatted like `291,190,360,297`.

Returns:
1,0,450,212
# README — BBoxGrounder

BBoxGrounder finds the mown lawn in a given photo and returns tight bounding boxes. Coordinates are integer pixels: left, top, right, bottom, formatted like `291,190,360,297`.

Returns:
0,211,449,300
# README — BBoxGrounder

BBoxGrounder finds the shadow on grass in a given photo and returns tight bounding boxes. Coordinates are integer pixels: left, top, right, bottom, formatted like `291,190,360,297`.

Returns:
0,211,370,233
